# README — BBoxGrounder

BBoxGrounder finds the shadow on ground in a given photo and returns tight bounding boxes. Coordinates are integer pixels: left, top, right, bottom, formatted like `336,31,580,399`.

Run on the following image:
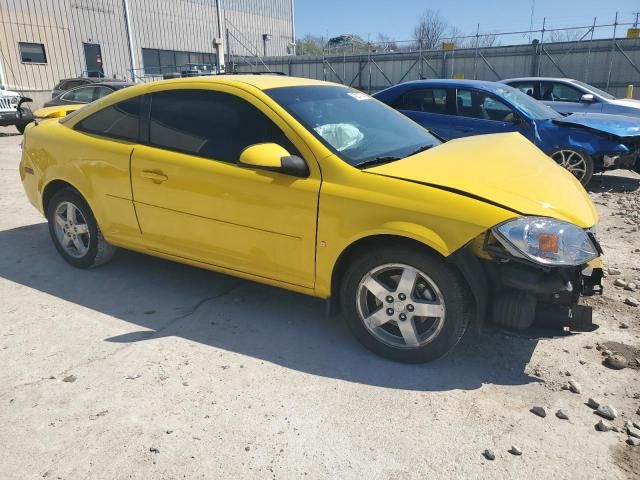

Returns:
0,222,544,392
588,171,640,193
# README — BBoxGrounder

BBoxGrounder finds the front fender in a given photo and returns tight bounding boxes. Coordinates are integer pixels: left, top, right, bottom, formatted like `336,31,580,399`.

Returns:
537,122,629,157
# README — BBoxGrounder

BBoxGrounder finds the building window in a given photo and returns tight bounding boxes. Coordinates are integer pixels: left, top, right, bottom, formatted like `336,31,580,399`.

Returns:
19,42,47,63
142,48,217,75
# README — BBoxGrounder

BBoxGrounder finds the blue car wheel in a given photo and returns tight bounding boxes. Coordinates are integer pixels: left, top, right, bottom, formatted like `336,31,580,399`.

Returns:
549,149,594,186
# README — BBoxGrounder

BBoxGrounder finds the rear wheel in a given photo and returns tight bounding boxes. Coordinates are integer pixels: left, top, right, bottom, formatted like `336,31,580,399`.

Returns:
340,246,470,363
16,123,27,134
550,149,594,186
46,189,116,268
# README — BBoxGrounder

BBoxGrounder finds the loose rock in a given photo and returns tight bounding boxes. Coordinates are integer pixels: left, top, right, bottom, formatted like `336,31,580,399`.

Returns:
509,446,522,456
568,379,582,394
595,404,618,420
628,425,640,439
619,322,629,329
604,354,628,370
625,283,637,291
149,447,160,454
483,449,496,461
531,406,547,418
627,437,640,447
587,398,600,409
596,419,613,432
62,375,77,383
625,297,640,307
614,279,628,287
608,267,622,275
556,409,569,420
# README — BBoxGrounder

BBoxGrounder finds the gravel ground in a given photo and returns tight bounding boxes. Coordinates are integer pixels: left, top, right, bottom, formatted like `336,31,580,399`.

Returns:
0,126,639,479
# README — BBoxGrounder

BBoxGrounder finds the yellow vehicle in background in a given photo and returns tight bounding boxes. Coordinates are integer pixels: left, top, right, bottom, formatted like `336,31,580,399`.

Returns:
20,75,603,363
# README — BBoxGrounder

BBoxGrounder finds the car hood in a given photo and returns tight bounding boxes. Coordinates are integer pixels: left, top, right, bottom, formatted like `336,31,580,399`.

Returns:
608,98,640,109
0,89,20,98
366,132,597,228
553,113,640,138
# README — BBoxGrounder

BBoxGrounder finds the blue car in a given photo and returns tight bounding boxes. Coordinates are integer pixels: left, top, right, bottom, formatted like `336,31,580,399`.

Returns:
374,80,640,185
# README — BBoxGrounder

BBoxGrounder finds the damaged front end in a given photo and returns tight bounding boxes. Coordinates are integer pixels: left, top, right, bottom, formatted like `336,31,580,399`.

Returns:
459,217,603,333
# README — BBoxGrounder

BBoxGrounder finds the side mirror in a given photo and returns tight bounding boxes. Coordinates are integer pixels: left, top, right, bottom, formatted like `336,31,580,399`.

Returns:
239,143,309,177
580,93,595,103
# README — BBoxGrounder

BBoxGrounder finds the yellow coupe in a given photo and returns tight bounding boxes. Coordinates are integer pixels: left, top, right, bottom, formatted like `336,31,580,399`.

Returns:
20,75,603,363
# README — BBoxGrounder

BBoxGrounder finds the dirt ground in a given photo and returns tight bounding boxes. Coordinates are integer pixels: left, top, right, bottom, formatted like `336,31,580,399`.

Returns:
0,126,638,479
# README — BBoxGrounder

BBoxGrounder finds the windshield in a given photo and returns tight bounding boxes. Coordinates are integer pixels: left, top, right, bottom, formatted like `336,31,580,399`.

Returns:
265,85,441,166
494,85,562,120
570,80,615,100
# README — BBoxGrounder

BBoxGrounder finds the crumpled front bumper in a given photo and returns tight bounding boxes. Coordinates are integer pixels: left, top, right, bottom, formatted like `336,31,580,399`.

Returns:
0,109,34,127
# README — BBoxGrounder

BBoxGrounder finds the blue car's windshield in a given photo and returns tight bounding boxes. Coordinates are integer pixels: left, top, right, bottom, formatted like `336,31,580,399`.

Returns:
495,85,562,120
265,85,441,167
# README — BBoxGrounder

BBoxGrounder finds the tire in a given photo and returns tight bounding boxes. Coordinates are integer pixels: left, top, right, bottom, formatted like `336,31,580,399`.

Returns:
46,189,116,268
549,149,594,186
340,245,471,363
16,123,27,135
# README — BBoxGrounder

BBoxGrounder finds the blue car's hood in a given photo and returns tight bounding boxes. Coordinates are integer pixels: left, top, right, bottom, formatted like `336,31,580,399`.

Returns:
553,113,640,138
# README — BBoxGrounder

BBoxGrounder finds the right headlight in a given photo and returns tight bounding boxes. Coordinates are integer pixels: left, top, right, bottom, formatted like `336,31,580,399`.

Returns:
492,216,598,266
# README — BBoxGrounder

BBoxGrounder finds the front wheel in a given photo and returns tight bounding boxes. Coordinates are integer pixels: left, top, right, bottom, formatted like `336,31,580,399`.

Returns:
550,149,594,186
46,189,116,268
340,246,470,363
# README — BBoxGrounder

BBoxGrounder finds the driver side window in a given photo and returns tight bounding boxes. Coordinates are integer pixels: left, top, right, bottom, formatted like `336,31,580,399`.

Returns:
455,89,517,122
147,89,299,163
541,82,583,102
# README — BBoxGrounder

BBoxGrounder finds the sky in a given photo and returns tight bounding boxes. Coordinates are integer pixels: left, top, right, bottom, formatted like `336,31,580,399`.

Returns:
294,0,640,42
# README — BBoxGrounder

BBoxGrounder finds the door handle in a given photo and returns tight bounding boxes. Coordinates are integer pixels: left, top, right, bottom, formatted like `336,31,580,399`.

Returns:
140,170,168,183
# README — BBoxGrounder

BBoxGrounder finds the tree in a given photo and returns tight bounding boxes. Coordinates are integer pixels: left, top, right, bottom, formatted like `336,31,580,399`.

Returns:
547,29,587,43
375,33,398,52
296,35,324,55
413,9,448,49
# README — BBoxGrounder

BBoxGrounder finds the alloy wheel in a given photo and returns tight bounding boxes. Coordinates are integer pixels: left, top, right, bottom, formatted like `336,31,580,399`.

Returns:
551,150,588,182
356,263,446,349
52,201,91,258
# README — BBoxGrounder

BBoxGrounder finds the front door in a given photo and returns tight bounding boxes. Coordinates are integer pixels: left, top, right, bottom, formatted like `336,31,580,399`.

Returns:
540,81,603,115
130,87,321,288
83,43,104,78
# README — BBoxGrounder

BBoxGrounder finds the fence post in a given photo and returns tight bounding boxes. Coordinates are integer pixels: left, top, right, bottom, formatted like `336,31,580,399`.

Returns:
606,12,618,91
473,24,479,80
584,17,596,82
537,17,546,76
419,39,423,79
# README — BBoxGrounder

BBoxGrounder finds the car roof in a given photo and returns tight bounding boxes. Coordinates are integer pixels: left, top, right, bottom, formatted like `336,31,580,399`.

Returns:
394,79,510,92
152,74,335,91
92,81,133,88
501,77,579,83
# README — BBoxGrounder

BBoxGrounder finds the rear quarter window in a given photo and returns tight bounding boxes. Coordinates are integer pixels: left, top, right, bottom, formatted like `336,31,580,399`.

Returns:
74,96,142,142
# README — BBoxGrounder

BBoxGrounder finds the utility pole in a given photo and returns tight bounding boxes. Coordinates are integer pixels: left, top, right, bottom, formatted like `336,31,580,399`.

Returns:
633,11,640,27
215,0,225,72
122,0,137,82
528,0,536,42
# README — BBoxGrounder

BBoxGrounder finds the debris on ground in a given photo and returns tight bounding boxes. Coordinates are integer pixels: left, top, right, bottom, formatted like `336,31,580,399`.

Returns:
587,398,600,409
604,354,628,370
62,375,77,383
531,406,547,418
509,446,523,456
596,419,613,432
595,404,618,420
556,409,569,420
483,449,496,461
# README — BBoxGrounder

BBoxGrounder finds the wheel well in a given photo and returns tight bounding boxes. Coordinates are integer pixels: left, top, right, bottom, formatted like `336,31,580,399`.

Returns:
330,235,442,305
42,180,79,214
